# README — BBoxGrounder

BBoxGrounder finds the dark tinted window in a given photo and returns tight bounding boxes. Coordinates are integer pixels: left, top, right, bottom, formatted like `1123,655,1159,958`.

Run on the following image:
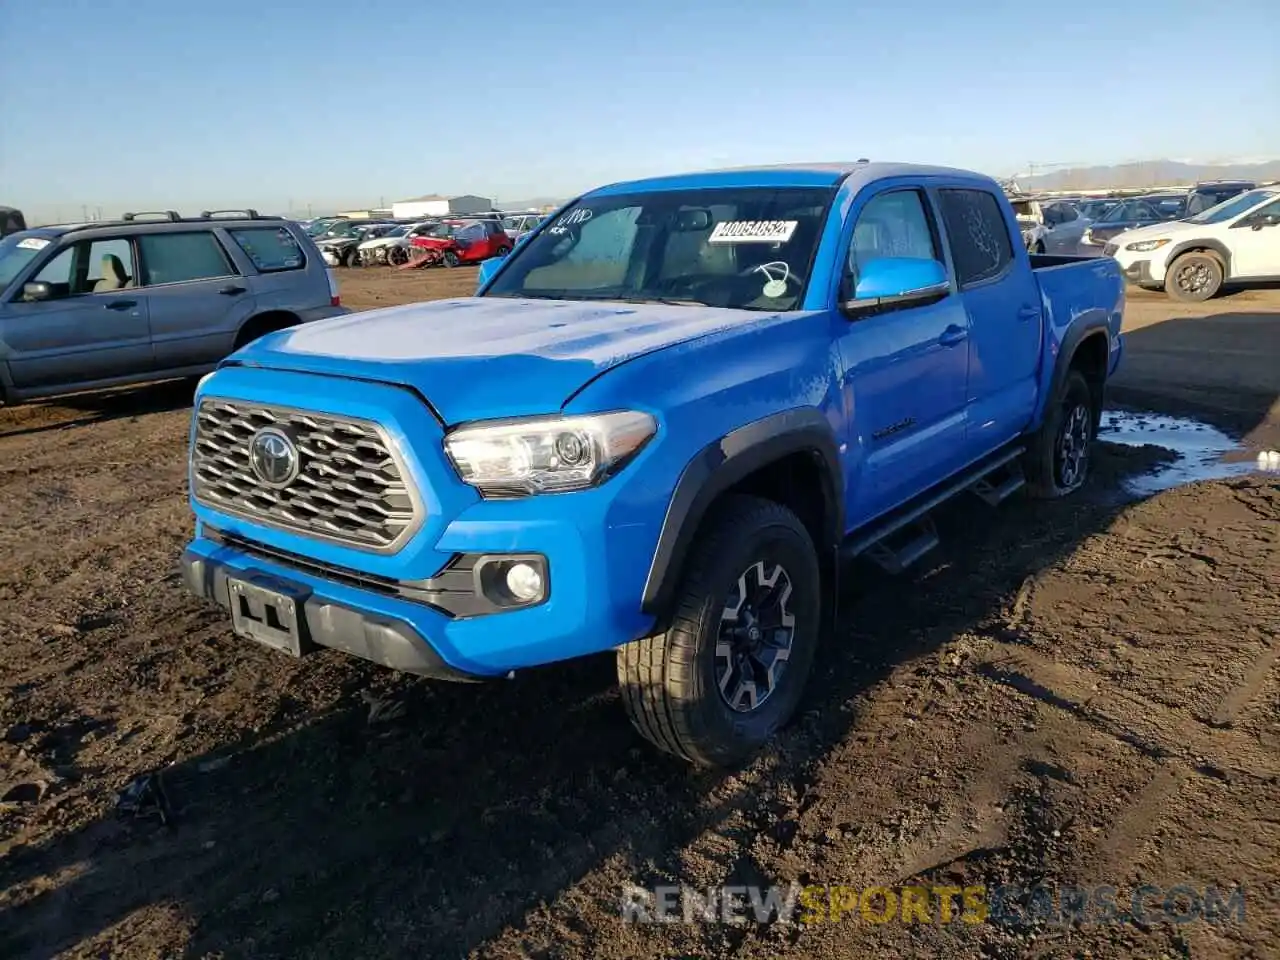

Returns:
937,189,1014,287
229,227,306,272
138,232,236,285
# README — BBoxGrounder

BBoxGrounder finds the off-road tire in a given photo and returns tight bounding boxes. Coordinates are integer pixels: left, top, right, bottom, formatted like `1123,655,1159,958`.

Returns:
617,495,821,767
1024,369,1095,499
1166,251,1223,303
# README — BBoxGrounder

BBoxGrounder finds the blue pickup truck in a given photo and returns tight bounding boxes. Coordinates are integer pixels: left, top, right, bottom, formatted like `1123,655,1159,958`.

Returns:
182,162,1124,766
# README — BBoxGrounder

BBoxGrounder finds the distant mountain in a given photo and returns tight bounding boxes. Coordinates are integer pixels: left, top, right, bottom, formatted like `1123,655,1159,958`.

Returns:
495,197,569,211
1015,160,1280,191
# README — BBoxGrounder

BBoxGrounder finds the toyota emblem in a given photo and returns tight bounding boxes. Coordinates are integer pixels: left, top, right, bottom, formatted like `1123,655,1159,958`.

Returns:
248,426,300,488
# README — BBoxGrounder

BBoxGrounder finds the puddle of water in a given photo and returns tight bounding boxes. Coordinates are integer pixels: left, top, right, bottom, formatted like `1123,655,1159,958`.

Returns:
1097,410,1274,497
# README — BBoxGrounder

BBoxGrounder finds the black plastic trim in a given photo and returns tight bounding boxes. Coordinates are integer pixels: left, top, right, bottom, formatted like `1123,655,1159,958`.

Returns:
1164,238,1233,277
640,407,844,618
181,548,486,681
201,526,543,619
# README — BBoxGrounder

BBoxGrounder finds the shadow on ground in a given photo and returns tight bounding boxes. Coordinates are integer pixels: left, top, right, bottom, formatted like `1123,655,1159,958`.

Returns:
0,440,1186,959
0,379,197,439
1109,310,1280,438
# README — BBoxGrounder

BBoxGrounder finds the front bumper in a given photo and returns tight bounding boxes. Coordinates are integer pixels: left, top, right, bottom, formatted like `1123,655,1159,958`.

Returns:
1121,259,1155,285
182,546,483,680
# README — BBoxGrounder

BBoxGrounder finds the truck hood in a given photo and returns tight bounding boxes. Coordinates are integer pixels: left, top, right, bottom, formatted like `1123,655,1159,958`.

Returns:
229,296,774,424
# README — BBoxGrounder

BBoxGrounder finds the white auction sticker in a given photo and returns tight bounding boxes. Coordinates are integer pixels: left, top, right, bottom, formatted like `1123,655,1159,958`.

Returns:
16,237,50,250
707,220,798,244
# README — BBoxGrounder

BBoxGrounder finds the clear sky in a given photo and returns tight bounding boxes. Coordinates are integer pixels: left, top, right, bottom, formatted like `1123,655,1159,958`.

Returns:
2,0,1276,221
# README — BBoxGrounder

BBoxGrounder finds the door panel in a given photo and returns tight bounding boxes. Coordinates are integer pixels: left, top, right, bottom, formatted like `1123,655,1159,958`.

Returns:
137,231,250,369
2,295,152,388
933,187,1043,455
836,185,971,526
1,235,153,389
1230,201,1280,278
839,298,972,524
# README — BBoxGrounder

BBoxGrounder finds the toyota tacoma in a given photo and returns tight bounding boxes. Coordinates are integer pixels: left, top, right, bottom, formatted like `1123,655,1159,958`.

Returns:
181,162,1124,766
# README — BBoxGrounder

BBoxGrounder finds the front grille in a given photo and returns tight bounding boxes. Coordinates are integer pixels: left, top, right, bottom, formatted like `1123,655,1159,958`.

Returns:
192,398,422,552
1103,243,1119,257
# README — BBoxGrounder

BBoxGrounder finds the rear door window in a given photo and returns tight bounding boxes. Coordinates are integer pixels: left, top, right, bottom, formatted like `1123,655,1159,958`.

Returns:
229,227,306,272
137,232,237,285
937,189,1015,287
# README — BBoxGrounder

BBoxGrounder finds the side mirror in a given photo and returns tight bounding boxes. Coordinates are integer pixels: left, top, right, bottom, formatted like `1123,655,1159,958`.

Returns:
476,254,507,292
22,281,53,302
843,257,949,316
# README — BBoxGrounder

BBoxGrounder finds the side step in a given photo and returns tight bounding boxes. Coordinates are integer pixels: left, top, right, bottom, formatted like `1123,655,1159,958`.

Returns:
841,444,1026,573
970,460,1026,506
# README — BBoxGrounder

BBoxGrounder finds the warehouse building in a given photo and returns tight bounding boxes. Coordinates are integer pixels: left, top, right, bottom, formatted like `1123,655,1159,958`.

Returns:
390,194,493,220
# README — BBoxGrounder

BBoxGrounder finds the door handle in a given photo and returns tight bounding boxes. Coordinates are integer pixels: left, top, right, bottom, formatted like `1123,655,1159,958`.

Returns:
104,299,137,311
1018,305,1039,322
939,324,968,346
219,284,247,296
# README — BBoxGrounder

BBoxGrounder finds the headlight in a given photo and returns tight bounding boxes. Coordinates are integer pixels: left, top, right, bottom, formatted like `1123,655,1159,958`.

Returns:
1124,238,1171,252
1082,228,1095,243
444,411,656,496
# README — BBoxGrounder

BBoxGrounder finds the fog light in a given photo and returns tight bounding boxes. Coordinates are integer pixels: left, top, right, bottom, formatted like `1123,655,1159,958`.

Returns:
505,562,544,602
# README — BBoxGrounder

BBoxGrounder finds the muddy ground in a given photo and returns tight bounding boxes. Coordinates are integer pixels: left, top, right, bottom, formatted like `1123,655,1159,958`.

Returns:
1,269,1277,959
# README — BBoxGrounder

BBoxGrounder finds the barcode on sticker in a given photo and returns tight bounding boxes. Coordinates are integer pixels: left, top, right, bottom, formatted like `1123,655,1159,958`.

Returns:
708,220,798,244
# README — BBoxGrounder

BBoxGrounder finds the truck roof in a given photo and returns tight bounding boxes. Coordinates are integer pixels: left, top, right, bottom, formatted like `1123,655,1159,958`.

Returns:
588,161,997,196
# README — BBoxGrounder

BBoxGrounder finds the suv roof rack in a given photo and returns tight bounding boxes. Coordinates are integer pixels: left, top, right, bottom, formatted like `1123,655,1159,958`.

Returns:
122,210,182,221
199,208,266,219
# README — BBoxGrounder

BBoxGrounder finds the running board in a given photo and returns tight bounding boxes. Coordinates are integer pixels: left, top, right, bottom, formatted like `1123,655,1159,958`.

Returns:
970,462,1027,506
841,444,1026,572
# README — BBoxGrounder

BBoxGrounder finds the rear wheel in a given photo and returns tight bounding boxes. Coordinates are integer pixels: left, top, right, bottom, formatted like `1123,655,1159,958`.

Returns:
617,495,821,767
1166,251,1223,302
1024,369,1096,498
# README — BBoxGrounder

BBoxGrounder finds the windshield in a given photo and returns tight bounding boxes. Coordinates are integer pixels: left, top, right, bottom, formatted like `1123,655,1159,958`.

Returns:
1186,189,1278,225
1100,198,1183,223
423,222,464,238
306,219,340,236
0,234,53,288
482,186,834,310
1078,200,1119,219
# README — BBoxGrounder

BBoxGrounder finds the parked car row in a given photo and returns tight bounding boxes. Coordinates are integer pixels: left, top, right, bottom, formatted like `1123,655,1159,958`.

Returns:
1005,179,1278,300
295,211,548,268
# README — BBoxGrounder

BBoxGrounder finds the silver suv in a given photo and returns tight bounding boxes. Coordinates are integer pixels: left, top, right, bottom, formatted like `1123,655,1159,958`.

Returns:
0,210,347,406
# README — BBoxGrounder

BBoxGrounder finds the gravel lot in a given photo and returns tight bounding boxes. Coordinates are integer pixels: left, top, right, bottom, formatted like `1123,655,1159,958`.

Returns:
1,269,1277,959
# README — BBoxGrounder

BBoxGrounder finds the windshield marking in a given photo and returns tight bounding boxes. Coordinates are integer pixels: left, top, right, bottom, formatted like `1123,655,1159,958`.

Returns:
708,220,798,243
17,237,50,250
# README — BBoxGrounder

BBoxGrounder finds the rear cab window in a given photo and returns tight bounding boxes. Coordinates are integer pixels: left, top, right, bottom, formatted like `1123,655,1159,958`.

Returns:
936,189,1015,287
228,227,306,273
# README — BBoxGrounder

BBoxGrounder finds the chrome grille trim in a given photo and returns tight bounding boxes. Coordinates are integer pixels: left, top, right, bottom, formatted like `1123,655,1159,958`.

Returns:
191,397,424,554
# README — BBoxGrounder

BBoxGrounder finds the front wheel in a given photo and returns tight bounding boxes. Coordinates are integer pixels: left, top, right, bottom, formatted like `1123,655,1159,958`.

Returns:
1166,251,1223,302
617,495,821,767
442,250,460,268
1024,369,1096,498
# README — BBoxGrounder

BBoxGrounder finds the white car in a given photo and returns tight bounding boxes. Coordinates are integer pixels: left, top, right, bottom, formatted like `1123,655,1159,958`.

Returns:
356,220,439,266
1107,187,1280,302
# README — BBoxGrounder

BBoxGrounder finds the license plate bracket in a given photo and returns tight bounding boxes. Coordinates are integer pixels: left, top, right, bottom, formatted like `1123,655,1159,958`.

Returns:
227,574,312,657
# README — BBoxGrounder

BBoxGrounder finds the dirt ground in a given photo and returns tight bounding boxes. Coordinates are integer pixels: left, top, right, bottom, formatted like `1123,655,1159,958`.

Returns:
1,268,1277,960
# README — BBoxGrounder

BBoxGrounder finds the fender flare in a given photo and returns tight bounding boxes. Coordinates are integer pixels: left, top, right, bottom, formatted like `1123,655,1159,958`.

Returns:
1043,320,1111,430
640,407,844,619
1165,238,1233,277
